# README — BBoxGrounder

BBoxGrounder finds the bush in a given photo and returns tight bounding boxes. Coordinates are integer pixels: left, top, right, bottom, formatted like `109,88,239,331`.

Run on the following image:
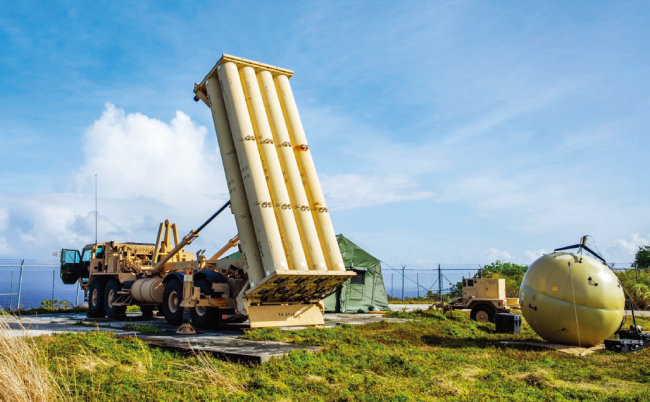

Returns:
479,261,528,297
40,299,70,310
634,245,650,269
616,269,650,309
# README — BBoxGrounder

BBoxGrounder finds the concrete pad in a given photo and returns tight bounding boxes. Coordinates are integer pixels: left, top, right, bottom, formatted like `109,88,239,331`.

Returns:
388,303,432,311
0,311,402,363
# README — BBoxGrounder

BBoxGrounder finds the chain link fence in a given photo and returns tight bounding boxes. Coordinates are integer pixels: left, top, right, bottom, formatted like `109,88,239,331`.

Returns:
0,259,84,310
381,261,640,301
0,258,642,309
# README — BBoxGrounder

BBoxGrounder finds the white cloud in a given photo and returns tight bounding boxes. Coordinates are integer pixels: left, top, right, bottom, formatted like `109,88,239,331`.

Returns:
74,103,224,204
0,208,8,231
0,208,10,254
484,247,515,262
0,104,235,258
0,237,10,255
604,234,649,263
321,173,433,210
458,247,516,264
524,249,548,263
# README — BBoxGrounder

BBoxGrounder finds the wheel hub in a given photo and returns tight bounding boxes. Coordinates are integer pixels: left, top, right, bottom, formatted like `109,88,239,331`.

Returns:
91,289,98,306
195,305,207,317
168,291,179,313
476,310,489,322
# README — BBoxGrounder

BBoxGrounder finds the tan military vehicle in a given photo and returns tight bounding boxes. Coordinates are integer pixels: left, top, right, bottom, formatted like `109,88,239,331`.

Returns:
445,278,518,322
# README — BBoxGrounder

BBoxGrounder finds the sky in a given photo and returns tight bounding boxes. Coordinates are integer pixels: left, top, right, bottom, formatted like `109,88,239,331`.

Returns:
1,1,649,267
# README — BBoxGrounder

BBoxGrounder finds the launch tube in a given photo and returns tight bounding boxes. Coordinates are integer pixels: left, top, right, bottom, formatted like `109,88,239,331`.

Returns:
203,78,265,286
274,75,345,271
218,62,288,276
240,66,308,271
258,70,327,271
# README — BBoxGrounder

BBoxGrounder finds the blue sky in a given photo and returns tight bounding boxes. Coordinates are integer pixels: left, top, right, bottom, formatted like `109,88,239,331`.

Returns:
1,1,649,266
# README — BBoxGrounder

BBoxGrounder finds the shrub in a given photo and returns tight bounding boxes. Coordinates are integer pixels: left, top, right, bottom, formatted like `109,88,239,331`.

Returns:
616,269,650,309
635,245,650,269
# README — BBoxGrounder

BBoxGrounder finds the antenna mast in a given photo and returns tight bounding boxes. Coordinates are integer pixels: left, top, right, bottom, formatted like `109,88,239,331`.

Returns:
95,174,98,245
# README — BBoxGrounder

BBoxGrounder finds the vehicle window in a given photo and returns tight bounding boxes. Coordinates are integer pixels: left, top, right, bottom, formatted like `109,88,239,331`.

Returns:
62,250,80,263
467,279,474,286
82,249,92,262
95,246,104,258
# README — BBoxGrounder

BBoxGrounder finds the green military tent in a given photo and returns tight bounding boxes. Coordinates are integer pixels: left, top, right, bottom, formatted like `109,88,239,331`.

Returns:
323,235,390,313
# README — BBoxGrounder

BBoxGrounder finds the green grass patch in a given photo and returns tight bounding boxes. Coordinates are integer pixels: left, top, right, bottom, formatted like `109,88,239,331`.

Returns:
6,306,88,316
126,305,141,313
120,323,163,334
30,310,650,400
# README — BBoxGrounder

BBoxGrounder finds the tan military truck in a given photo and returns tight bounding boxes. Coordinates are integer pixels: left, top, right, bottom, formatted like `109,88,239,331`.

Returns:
445,278,518,322
61,205,349,330
60,204,248,328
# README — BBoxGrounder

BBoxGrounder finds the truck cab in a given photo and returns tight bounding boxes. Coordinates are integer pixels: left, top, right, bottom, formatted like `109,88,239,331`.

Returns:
60,244,95,285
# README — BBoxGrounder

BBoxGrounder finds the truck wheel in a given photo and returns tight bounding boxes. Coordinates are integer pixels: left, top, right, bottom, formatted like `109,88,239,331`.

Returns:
190,278,217,329
140,305,155,318
162,279,184,325
470,305,495,323
104,279,127,319
87,280,106,318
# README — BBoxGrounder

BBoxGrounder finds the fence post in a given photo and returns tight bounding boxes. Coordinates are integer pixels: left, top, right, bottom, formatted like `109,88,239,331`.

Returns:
416,273,420,299
51,270,55,305
401,265,406,300
17,259,24,311
391,273,393,299
9,271,13,311
438,264,442,302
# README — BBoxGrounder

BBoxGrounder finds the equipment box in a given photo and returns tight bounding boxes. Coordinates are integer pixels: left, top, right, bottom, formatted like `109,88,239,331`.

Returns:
495,313,521,334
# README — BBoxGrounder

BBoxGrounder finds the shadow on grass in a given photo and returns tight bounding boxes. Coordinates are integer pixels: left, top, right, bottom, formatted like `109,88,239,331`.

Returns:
422,334,545,350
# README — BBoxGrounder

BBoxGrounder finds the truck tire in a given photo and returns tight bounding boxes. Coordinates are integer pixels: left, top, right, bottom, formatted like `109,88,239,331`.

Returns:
162,279,184,325
104,279,126,319
189,278,218,329
87,280,106,318
470,304,495,323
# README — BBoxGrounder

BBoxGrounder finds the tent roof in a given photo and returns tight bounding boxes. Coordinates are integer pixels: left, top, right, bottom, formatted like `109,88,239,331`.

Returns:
336,234,380,271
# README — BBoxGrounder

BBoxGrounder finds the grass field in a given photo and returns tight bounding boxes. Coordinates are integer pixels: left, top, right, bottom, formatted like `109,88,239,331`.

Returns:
2,310,649,400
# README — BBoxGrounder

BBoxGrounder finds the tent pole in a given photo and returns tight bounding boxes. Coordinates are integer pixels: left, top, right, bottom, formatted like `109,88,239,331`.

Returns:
370,265,377,306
